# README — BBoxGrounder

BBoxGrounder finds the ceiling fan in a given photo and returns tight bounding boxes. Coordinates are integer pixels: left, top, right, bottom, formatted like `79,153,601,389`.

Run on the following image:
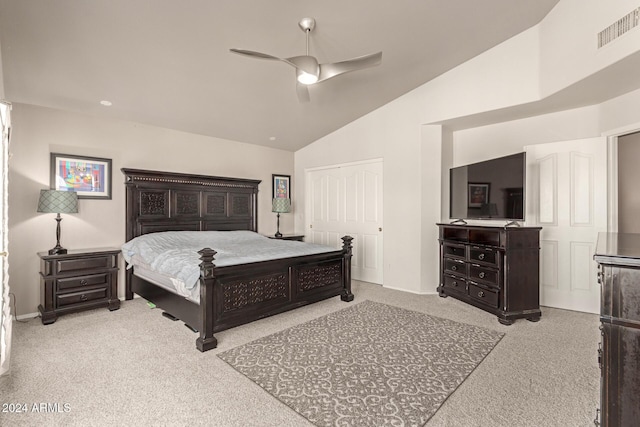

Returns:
230,17,382,102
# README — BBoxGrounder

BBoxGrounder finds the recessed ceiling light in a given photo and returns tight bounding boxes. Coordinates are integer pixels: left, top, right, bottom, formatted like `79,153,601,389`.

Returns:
269,136,276,141
100,100,112,106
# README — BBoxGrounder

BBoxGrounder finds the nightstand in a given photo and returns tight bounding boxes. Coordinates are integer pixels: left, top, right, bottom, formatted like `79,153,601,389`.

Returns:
268,234,305,242
38,247,121,325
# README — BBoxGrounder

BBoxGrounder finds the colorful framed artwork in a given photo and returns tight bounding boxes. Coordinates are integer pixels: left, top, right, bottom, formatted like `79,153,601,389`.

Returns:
50,153,112,199
272,174,291,199
468,182,490,208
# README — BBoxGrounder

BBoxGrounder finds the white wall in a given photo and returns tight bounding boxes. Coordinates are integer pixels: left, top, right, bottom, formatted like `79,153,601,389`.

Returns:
295,92,428,294
8,103,294,316
294,0,640,296
539,0,640,97
0,38,5,100
452,105,601,165
417,27,541,124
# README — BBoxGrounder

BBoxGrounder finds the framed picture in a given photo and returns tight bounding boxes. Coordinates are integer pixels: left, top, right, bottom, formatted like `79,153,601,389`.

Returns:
272,174,291,199
50,153,112,199
468,182,490,208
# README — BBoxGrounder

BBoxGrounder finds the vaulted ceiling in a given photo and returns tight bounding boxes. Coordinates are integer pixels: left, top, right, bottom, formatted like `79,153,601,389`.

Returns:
0,0,561,151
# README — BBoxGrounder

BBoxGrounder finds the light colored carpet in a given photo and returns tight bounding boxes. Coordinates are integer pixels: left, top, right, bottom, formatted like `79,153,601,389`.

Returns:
0,281,600,426
218,300,504,426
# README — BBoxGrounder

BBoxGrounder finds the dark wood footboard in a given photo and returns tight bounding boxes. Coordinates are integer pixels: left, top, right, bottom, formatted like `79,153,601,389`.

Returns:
130,236,353,352
196,235,353,351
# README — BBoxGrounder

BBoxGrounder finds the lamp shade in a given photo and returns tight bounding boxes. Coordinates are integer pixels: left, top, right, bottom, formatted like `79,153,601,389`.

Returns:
272,198,291,213
37,190,78,214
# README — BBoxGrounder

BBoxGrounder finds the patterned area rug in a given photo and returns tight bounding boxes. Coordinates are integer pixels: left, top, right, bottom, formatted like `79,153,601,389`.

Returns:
218,300,504,426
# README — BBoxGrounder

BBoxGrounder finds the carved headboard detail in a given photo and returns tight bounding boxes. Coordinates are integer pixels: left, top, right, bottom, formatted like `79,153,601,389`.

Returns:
122,168,261,242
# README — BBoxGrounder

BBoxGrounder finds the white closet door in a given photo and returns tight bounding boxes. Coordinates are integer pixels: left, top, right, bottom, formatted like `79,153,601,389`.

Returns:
307,160,383,284
525,137,607,313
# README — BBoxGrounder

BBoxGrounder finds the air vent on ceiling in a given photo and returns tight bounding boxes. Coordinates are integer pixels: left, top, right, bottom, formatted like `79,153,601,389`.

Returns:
598,7,640,48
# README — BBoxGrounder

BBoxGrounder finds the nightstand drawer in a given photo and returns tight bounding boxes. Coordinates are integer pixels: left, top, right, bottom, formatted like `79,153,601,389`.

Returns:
56,287,108,308
57,273,109,292
55,255,115,274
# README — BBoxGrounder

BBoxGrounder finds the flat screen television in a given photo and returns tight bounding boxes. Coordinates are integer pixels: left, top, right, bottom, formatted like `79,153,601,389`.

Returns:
449,152,526,221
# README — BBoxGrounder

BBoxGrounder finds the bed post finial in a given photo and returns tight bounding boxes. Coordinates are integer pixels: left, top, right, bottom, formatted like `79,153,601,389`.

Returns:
341,236,354,302
341,235,353,254
196,247,218,352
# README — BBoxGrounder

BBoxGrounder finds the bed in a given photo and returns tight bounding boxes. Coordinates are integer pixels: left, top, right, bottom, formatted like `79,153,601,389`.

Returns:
122,168,354,352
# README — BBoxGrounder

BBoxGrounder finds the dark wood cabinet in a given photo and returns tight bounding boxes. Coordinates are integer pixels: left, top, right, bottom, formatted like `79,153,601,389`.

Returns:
594,232,640,426
38,248,121,324
437,223,542,325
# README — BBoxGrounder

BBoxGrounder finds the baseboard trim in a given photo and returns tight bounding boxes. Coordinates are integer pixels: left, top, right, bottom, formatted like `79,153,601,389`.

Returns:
16,312,38,321
382,284,437,295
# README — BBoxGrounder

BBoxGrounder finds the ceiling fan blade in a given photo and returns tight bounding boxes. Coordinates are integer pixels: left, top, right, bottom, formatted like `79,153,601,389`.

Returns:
296,83,310,103
317,51,382,83
229,49,297,68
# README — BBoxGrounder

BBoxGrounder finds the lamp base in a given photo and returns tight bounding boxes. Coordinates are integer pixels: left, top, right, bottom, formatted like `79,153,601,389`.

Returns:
48,246,67,255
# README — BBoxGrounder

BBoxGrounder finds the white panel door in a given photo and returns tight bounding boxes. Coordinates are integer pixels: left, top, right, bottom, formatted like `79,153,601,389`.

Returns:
307,161,383,284
525,138,607,313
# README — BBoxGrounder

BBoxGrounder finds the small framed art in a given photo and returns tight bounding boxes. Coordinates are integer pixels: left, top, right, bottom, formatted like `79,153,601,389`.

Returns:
468,182,490,208
50,153,112,199
272,174,291,199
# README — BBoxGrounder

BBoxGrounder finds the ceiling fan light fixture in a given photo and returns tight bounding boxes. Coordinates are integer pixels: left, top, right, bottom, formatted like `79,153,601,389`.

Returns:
297,70,318,85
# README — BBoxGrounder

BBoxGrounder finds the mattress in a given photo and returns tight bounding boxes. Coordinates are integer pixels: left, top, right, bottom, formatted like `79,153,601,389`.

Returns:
123,230,339,302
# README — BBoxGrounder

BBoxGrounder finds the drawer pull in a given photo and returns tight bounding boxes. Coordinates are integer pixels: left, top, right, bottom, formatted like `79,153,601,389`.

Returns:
478,253,485,260
451,265,457,271
80,279,88,286
452,281,458,287
80,294,88,301
479,272,485,279
478,291,485,298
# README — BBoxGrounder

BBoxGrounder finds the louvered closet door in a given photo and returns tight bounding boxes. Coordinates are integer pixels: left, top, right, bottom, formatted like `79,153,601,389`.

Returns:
307,160,383,284
525,138,607,313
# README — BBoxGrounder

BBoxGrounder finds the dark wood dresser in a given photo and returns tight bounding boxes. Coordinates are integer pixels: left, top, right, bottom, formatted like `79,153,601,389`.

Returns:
594,232,640,426
38,248,121,324
437,223,542,325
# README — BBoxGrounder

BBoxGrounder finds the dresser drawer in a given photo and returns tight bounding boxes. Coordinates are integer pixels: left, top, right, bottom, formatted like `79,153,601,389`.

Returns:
469,246,498,266
443,243,466,260
444,258,466,275
468,264,499,287
468,282,499,308
57,273,109,292
56,287,108,308
443,274,466,294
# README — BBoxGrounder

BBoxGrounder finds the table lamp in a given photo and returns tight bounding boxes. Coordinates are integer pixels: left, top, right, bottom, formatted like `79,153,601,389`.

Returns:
37,189,78,255
272,198,291,238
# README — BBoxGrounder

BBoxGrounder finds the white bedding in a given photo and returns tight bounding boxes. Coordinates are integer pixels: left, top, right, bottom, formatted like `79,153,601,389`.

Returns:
122,230,338,298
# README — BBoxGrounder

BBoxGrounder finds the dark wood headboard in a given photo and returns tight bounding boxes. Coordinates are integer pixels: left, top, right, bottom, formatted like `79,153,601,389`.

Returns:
122,168,261,242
